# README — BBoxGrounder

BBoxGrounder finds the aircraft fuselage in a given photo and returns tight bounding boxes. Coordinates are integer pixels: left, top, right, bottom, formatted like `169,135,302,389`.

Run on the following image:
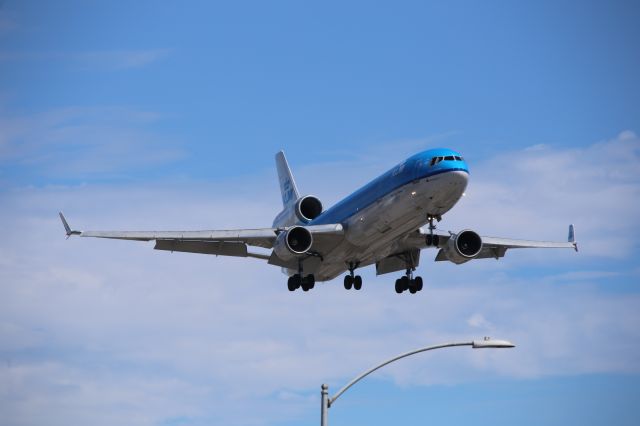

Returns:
287,149,469,281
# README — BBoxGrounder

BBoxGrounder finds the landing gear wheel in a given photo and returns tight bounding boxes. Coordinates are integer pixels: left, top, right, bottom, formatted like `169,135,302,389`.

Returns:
400,276,410,291
307,274,315,289
344,275,353,290
288,274,302,291
287,276,296,291
414,276,423,291
409,281,417,294
353,275,362,290
395,279,403,294
432,235,440,247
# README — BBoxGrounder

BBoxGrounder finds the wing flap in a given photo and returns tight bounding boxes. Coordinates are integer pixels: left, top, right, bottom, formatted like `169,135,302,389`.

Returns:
375,249,421,275
155,240,248,257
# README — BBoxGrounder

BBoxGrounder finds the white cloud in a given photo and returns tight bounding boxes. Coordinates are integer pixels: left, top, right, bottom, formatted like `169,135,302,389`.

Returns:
1,131,639,425
467,313,493,329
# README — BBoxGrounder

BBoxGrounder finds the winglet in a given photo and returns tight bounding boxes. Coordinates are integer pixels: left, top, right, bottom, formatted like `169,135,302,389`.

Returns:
568,224,578,252
59,212,81,238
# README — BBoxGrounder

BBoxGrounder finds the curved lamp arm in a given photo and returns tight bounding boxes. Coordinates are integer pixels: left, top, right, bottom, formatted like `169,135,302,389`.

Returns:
328,338,514,407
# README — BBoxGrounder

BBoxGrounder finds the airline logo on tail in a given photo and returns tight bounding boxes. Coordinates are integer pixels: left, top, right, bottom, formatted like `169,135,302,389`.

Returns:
281,177,296,205
275,151,300,207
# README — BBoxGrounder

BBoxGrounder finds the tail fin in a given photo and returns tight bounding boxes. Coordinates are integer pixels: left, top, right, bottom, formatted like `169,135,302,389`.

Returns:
275,151,300,207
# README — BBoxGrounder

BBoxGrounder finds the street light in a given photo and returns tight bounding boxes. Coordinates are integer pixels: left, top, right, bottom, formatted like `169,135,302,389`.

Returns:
320,337,515,426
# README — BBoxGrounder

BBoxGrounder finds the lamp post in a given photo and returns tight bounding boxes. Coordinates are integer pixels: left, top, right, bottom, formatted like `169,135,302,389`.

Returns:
320,337,515,426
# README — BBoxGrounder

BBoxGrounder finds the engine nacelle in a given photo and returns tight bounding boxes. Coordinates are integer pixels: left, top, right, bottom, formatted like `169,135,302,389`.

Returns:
272,195,323,227
442,229,483,264
273,226,313,261
296,195,323,222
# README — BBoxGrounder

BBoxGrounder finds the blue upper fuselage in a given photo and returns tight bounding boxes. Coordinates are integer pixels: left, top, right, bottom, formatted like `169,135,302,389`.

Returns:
310,148,469,225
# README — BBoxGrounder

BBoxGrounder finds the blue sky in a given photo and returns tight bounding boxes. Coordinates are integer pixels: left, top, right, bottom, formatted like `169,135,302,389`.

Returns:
1,1,639,425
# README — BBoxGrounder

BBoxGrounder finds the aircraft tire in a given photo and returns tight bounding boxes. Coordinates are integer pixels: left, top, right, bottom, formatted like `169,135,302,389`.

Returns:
409,281,417,294
344,275,353,290
415,276,423,291
353,275,362,290
307,275,315,289
287,276,296,291
395,279,403,293
400,276,410,291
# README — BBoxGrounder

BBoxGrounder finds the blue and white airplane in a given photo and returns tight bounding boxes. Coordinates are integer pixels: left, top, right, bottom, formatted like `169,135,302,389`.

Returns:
59,149,577,294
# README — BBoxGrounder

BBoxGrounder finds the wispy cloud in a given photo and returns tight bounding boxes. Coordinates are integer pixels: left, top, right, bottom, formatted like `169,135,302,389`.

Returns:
0,48,171,70
0,106,184,182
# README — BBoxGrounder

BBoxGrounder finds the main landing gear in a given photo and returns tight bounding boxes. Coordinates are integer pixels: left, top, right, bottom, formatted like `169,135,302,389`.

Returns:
344,262,362,290
395,269,424,294
288,274,316,292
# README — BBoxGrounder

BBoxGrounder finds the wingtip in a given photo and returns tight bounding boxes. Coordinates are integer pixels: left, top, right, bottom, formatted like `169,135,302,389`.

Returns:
568,224,578,252
59,211,80,238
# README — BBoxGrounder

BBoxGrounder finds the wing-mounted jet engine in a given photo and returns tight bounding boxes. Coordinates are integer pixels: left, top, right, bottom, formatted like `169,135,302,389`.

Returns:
439,229,483,264
273,226,314,261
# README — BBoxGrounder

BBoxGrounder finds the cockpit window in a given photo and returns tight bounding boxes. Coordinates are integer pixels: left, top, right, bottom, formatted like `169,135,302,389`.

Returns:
431,155,466,166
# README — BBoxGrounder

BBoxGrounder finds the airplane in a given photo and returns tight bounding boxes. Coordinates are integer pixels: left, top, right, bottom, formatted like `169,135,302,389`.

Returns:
59,148,577,294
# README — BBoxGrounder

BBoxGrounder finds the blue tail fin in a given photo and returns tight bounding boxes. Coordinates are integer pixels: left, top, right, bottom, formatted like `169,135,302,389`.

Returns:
275,151,300,207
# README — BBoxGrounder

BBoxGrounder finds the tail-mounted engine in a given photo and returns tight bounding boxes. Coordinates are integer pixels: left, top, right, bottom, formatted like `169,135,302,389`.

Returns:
273,226,314,261
296,195,323,222
442,229,483,264
273,195,323,227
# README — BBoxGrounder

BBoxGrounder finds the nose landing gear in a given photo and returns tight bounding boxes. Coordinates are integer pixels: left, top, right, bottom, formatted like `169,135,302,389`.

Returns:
425,214,441,247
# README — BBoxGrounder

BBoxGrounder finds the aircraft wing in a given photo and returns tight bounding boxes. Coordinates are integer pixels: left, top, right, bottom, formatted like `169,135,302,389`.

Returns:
397,224,577,263
59,212,343,260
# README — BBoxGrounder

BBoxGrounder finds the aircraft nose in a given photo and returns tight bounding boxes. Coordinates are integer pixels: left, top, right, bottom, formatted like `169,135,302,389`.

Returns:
447,169,469,191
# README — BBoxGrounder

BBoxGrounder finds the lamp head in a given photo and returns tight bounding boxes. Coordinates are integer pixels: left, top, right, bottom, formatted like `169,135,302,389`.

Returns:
472,337,515,349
